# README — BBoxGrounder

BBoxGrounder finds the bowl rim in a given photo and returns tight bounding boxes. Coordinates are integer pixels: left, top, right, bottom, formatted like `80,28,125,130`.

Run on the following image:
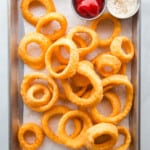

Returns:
71,0,106,21
106,1,140,19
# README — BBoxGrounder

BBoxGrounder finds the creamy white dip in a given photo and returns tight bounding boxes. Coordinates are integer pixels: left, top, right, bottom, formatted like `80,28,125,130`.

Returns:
107,0,138,18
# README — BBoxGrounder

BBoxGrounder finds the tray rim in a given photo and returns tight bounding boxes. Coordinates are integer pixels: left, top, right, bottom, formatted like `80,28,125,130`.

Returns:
8,0,141,149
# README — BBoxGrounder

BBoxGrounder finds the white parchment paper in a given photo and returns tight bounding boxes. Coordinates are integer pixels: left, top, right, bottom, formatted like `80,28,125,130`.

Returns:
20,0,133,149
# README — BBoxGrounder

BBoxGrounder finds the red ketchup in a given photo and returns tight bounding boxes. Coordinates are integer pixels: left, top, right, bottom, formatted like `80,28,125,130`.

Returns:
74,0,104,18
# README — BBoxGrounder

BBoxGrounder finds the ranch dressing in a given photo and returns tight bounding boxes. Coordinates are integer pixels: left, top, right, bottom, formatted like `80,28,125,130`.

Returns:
107,0,138,18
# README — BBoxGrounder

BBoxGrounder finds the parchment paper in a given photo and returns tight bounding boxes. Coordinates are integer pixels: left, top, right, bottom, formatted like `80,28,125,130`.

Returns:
20,0,133,149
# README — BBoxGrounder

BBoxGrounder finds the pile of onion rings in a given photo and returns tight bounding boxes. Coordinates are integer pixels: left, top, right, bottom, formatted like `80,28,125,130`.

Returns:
61,61,103,107
18,0,135,149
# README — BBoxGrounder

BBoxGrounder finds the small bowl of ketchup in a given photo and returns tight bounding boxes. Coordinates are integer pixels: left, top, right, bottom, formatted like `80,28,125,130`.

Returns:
72,0,106,20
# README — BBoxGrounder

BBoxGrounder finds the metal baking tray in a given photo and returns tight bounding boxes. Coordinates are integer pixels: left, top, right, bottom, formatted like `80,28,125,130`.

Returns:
8,0,141,149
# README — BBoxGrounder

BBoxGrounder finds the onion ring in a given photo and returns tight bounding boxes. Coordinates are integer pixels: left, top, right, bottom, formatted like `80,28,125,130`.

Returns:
21,73,59,112
61,61,103,107
110,36,135,63
119,63,127,75
36,12,67,41
73,35,87,48
18,32,51,70
90,91,121,121
71,73,90,87
54,45,70,65
85,123,118,150
58,110,92,149
115,126,131,150
67,26,98,57
54,35,87,64
54,65,88,100
20,0,56,25
104,92,121,117
41,105,82,144
45,38,79,79
103,85,114,93
59,84,88,101
94,53,121,77
18,123,44,150
26,84,51,107
90,75,133,124
59,86,88,101
90,13,121,47
58,85,88,100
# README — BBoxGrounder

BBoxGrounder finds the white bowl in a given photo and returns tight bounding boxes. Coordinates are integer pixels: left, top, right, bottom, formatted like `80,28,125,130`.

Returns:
107,0,140,19
71,0,106,21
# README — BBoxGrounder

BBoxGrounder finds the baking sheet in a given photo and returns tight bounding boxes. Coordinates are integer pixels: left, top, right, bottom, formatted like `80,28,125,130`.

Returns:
9,0,140,149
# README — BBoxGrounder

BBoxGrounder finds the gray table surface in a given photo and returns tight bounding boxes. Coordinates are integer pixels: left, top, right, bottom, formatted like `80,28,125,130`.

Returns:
141,1,150,150
0,0,149,149
0,1,9,149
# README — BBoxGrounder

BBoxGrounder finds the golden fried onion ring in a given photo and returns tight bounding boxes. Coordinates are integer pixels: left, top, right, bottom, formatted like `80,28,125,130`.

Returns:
104,92,121,117
91,91,121,120
67,26,98,57
18,123,44,150
90,75,133,124
61,61,103,107
20,0,56,25
73,35,87,48
94,53,121,77
58,110,92,149
115,126,131,150
41,105,82,144
54,35,87,64
26,84,51,107
85,123,118,150
21,73,59,112
71,73,90,87
18,32,51,70
59,85,88,101
45,38,79,79
54,65,88,100
110,36,135,63
90,13,121,47
36,12,67,41
54,45,70,65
